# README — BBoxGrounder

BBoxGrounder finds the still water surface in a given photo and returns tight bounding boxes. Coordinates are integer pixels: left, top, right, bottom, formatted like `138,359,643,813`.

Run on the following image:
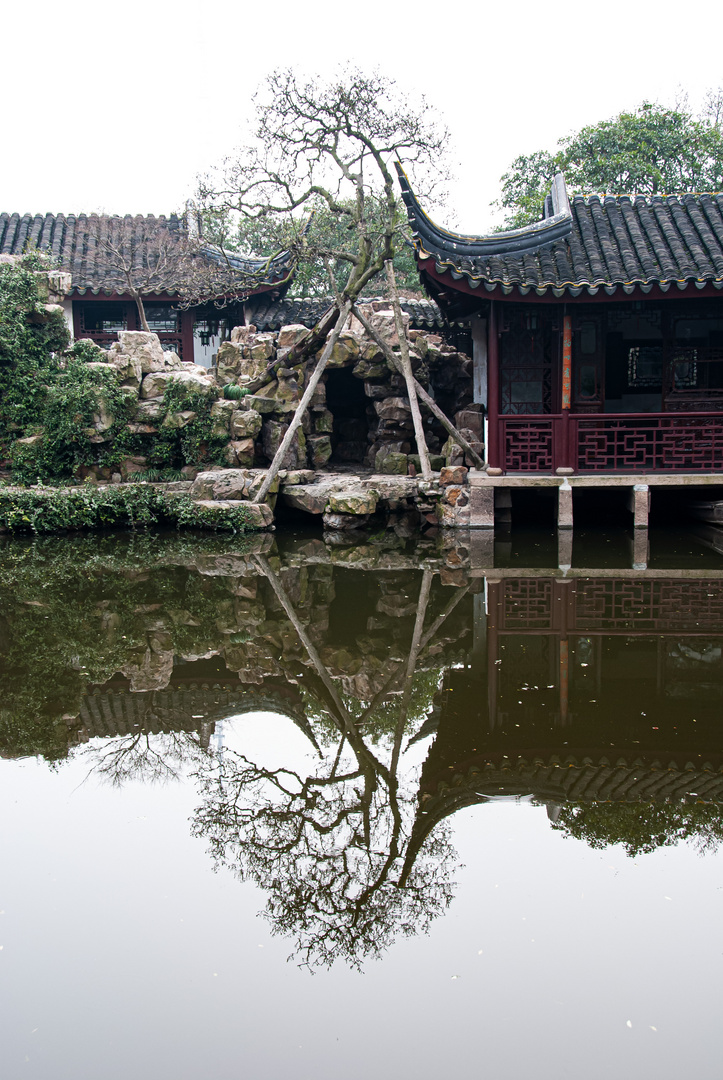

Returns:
1,525,723,1079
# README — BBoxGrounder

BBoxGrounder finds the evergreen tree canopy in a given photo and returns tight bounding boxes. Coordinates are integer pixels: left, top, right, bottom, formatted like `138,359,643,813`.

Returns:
497,95,723,228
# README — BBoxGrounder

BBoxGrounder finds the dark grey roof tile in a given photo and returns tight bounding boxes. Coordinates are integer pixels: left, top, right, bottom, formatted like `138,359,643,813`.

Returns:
400,172,723,295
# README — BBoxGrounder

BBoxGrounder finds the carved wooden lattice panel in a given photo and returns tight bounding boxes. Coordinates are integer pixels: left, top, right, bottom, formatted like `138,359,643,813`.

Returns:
501,579,553,628
577,416,723,472
573,580,723,632
503,420,554,472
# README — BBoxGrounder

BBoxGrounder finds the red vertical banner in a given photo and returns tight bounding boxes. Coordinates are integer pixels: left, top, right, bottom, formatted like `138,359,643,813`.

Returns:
562,314,572,410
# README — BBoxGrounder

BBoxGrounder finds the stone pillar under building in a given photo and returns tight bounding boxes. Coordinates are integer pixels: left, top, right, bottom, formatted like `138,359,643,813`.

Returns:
558,479,573,529
467,471,495,528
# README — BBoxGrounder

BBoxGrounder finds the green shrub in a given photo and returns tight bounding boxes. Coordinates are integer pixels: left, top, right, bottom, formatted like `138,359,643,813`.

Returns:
0,253,70,449
0,485,261,535
10,356,137,483
223,383,251,400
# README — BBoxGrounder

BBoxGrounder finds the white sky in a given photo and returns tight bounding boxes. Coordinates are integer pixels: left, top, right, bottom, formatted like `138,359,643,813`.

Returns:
2,0,723,234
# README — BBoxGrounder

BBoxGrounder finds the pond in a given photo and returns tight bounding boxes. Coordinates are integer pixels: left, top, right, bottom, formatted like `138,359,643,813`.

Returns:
1,523,723,1080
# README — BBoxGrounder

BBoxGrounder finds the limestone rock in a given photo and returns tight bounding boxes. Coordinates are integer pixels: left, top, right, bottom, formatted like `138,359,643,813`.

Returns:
374,396,411,423
323,511,371,530
321,332,360,368
313,409,334,434
192,501,273,529
440,466,469,487
248,334,275,362
353,359,388,379
243,394,277,415
161,410,197,430
366,308,410,347
328,489,378,515
409,453,445,472
282,486,329,514
121,646,174,692
16,434,42,446
191,468,278,503
454,408,484,438
141,369,215,399
133,398,165,422
282,470,316,486
230,438,255,466
441,436,464,467
375,450,407,474
231,408,262,439
230,324,257,344
217,340,270,384
191,469,252,501
277,324,309,350
110,331,178,375
262,420,304,469
307,434,332,468
120,456,148,480
210,398,237,437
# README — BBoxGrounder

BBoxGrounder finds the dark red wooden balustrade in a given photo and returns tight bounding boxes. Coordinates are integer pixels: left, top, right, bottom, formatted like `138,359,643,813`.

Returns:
495,412,723,473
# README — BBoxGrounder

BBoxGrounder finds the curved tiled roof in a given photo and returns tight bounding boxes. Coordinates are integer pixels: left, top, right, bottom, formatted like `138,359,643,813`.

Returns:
0,211,295,296
397,165,723,298
248,294,446,331
399,752,723,882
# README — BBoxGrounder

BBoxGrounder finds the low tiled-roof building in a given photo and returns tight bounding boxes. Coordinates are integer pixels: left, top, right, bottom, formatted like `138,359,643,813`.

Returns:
0,210,295,366
397,165,723,474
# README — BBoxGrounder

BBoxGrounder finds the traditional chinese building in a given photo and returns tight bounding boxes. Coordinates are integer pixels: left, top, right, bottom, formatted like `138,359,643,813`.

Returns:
0,210,294,367
398,166,723,477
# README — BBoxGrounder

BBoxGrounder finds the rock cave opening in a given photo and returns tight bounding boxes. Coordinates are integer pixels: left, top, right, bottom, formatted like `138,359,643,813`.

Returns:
325,368,369,464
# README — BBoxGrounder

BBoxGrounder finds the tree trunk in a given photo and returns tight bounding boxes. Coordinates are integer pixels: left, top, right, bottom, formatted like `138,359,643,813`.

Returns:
385,262,432,480
351,305,485,470
252,299,353,503
133,292,150,333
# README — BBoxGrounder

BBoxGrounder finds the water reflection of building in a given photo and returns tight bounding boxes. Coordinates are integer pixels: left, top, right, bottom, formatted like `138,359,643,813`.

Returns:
76,667,316,750
402,575,723,873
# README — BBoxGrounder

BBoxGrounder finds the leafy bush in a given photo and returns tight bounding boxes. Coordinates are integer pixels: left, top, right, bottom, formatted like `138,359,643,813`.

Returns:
0,253,70,448
151,380,229,469
10,355,138,483
0,485,262,535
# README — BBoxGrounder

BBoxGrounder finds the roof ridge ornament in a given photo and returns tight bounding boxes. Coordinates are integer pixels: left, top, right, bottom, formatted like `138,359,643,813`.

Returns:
394,163,573,259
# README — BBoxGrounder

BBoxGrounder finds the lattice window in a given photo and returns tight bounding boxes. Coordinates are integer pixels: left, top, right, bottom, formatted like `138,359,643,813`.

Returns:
500,312,554,415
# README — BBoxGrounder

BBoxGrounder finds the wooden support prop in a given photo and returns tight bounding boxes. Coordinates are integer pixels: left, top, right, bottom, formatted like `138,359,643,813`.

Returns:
386,262,432,480
351,304,485,470
252,299,353,504
390,569,433,776
253,553,389,781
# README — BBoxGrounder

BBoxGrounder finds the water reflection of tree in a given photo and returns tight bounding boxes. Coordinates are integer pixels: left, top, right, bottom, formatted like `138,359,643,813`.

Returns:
86,728,211,786
192,747,456,969
552,800,723,857
190,559,462,969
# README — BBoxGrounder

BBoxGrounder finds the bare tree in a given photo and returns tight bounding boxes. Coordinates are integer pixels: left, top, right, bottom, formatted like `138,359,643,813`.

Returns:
198,68,451,497
88,213,289,332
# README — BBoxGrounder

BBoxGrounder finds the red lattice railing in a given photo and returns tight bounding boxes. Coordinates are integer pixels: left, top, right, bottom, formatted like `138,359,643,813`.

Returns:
496,413,723,473
576,414,723,472
498,579,723,634
501,419,554,472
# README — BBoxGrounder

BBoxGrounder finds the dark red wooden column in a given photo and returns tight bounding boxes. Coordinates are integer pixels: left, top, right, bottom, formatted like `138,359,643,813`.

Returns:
487,301,500,470
180,309,195,364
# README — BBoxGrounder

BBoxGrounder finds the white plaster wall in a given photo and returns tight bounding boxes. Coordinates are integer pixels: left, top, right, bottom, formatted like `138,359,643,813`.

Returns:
62,298,74,341
193,330,221,369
